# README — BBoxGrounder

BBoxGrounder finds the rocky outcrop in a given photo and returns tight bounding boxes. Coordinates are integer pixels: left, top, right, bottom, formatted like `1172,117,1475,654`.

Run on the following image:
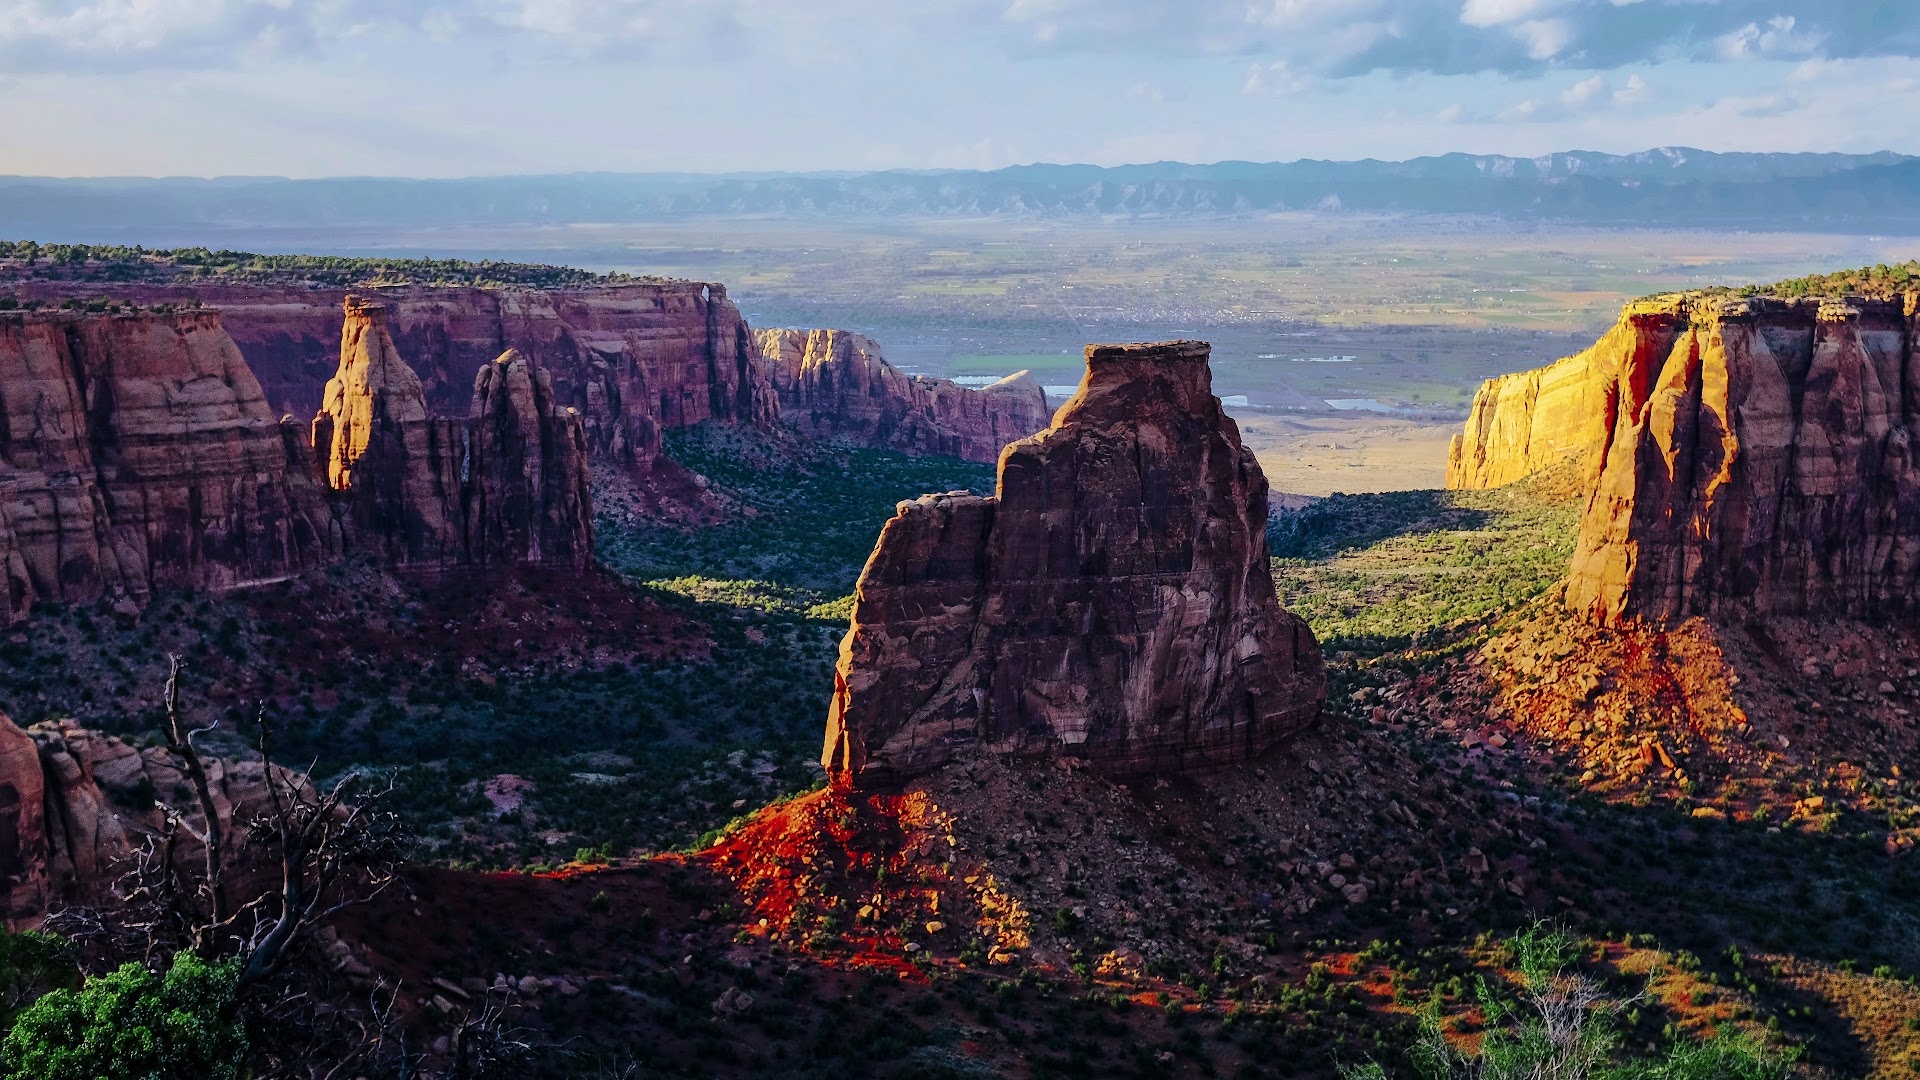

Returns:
758,329,1051,464
821,340,1324,785
0,310,340,621
1564,292,1920,623
1,713,286,928
1448,301,1690,490
314,298,592,569
13,281,777,474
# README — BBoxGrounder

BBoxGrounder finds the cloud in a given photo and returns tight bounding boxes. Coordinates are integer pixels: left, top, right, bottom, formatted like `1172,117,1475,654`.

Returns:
1487,70,1656,122
987,0,1920,77
1717,14,1819,59
0,0,759,72
6,0,1920,90
1242,60,1315,96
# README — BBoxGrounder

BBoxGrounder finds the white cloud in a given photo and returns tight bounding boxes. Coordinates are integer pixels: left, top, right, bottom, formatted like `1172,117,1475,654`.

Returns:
1459,0,1562,29
1718,14,1820,60
1243,60,1315,96
1561,73,1607,105
1612,72,1651,103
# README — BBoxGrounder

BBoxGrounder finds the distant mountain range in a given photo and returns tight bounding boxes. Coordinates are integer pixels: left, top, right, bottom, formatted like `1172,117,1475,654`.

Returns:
5,148,1918,236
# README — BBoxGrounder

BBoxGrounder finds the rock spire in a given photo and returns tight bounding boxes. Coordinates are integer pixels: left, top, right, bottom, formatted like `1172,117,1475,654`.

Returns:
822,339,1324,784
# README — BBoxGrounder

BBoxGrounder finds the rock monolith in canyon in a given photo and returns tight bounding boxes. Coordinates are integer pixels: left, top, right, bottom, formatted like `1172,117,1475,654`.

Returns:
821,340,1325,785
0,309,339,621
314,297,593,569
758,328,1051,464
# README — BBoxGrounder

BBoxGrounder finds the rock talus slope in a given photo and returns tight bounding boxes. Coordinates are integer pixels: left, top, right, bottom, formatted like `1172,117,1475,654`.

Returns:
758,328,1051,463
822,339,1325,784
0,310,339,621
314,297,593,569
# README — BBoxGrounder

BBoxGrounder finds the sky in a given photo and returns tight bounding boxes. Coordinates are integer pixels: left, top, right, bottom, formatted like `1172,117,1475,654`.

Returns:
2,0,1919,177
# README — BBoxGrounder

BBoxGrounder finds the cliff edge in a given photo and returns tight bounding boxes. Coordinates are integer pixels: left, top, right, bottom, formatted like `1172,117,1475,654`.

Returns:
758,328,1051,464
0,309,338,621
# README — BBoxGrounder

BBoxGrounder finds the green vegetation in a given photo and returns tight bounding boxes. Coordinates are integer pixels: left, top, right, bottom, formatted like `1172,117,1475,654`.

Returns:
1270,476,1581,657
0,239,652,288
1342,925,1798,1080
0,931,77,1022
1,952,245,1080
600,425,995,609
1734,260,1920,301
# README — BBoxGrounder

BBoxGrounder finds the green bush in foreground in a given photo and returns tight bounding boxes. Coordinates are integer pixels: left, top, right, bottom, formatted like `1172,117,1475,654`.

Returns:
0,929,77,1020
1342,924,1798,1080
1,952,246,1080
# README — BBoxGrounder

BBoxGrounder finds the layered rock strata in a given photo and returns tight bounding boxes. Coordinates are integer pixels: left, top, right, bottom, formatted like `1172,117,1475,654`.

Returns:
1447,300,1690,490
12,281,777,474
0,310,339,620
1565,293,1920,623
758,328,1051,464
821,339,1325,784
314,297,593,569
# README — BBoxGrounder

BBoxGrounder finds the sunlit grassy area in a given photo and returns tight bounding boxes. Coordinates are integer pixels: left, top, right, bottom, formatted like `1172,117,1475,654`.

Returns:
1269,475,1583,657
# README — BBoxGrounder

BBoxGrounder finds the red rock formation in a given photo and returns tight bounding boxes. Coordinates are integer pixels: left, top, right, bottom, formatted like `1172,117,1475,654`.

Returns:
1448,299,1689,490
0,719,48,923
13,281,777,474
1565,293,1920,623
822,340,1324,784
0,309,339,620
758,328,1051,464
1,713,292,928
314,298,592,569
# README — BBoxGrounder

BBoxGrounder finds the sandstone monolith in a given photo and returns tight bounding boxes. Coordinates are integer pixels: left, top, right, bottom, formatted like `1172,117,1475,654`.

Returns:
822,340,1324,784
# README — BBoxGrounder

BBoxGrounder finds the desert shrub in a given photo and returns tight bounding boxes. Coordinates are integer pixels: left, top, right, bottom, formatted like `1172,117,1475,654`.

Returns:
0,930,77,1018
1339,923,1798,1080
1,952,245,1080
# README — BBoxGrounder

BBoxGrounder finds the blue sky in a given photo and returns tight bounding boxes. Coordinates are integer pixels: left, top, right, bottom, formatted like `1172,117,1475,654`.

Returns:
3,0,1918,176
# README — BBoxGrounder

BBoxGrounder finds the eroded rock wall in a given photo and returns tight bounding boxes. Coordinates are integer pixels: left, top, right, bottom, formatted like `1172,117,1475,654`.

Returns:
1565,293,1920,623
13,281,775,474
0,310,339,619
314,298,592,570
759,328,1052,464
822,340,1325,785
1447,300,1689,490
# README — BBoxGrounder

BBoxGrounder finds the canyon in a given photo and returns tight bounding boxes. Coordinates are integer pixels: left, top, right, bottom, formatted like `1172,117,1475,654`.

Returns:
0,296,597,627
9,280,774,476
9,277,1054,476
821,339,1325,784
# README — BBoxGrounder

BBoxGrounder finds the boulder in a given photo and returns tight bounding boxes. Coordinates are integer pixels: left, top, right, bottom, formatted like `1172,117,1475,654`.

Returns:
822,340,1325,784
